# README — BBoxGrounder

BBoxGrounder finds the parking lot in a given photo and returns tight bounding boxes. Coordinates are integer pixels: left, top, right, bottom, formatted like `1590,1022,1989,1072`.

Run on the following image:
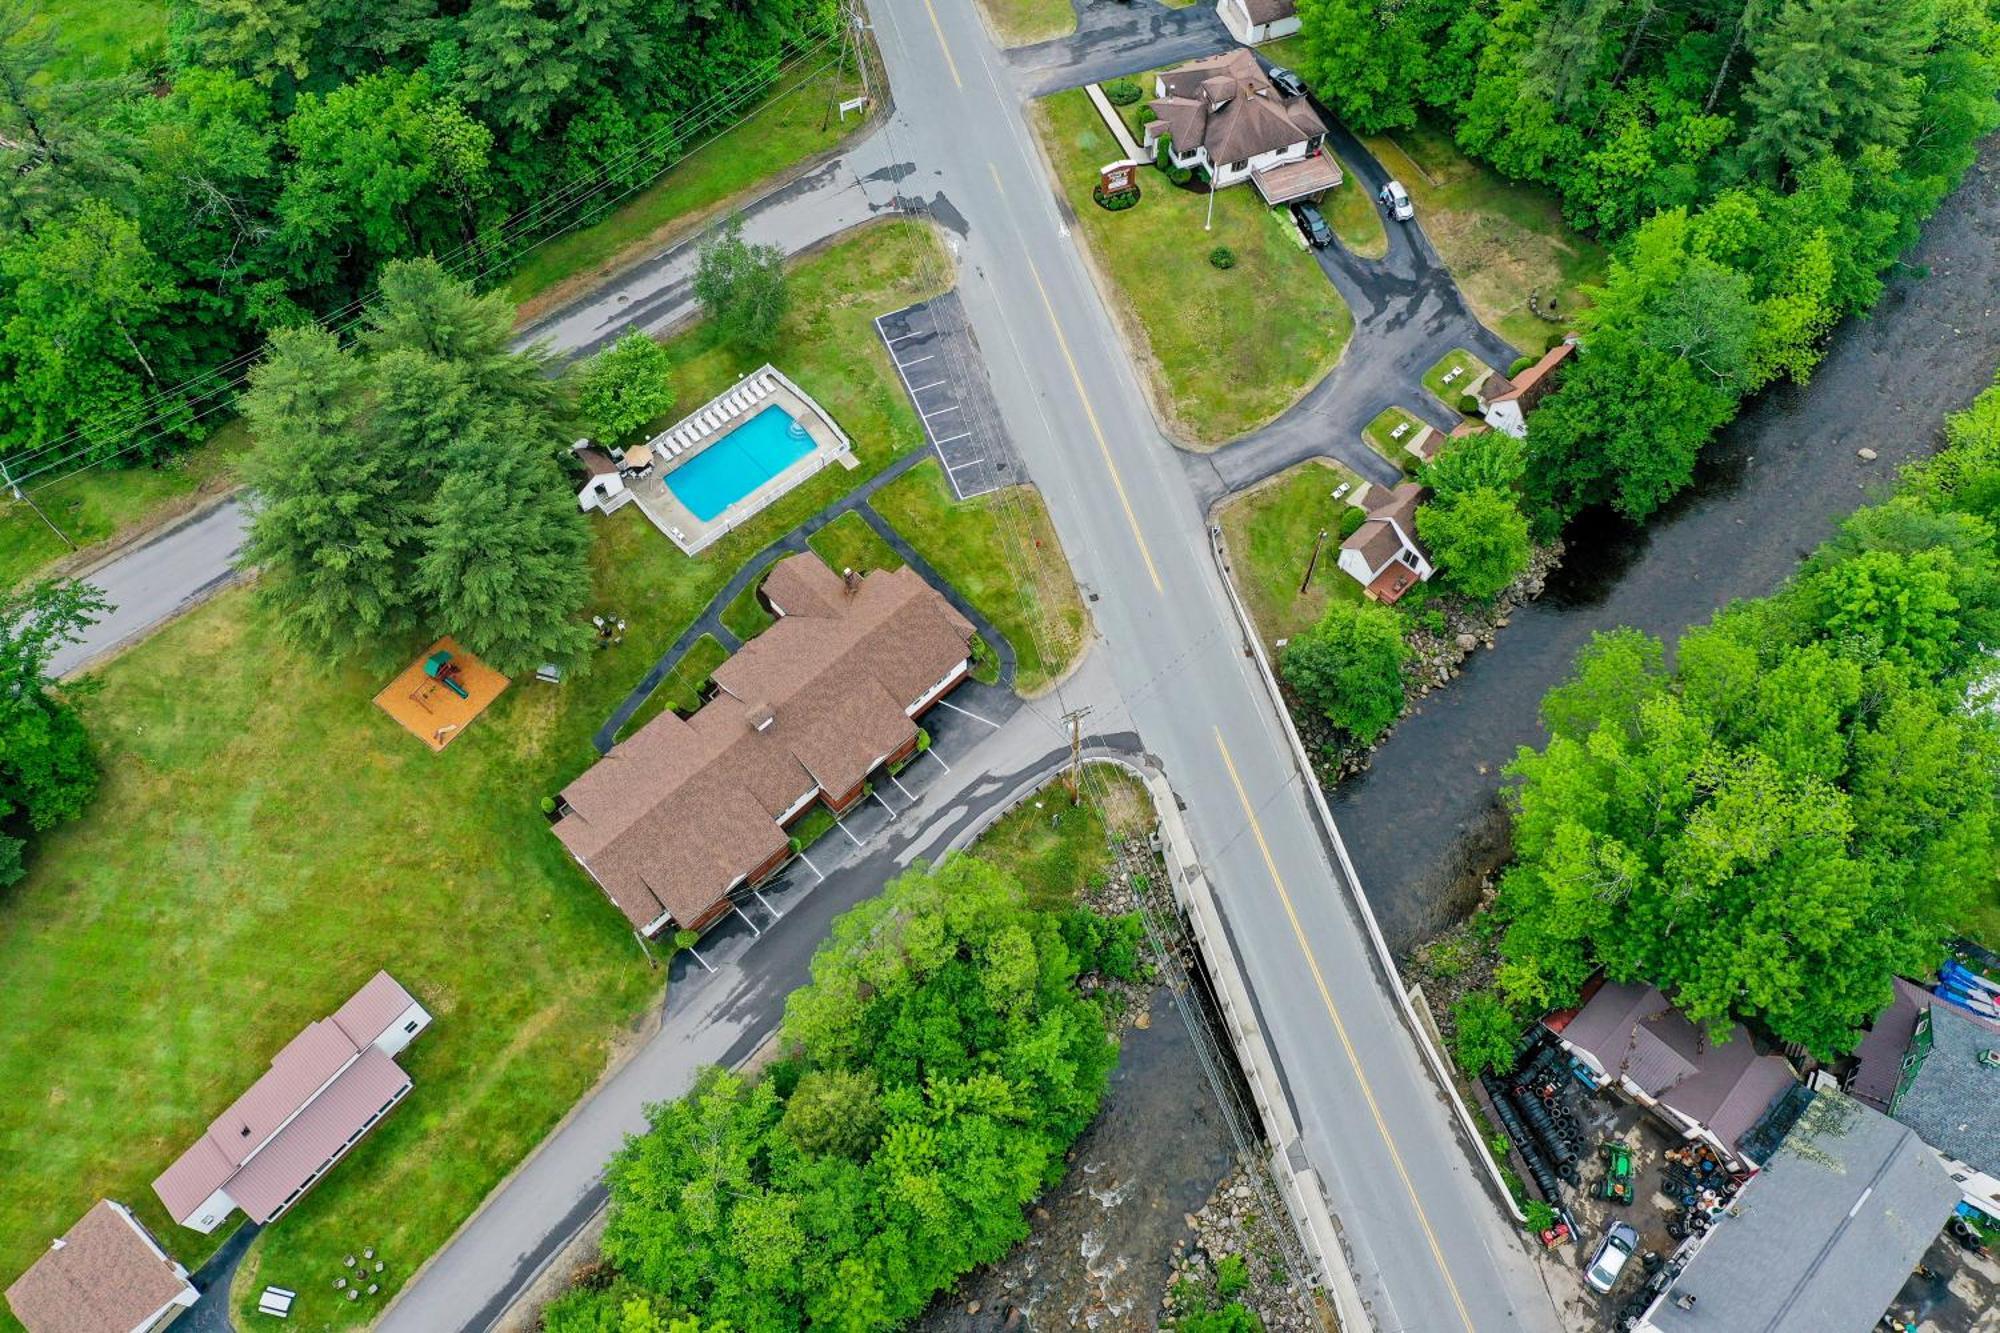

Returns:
875,294,1018,500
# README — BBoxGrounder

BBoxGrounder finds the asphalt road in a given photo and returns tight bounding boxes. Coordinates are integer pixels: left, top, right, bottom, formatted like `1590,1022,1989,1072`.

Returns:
837,4,1558,1329
48,497,247,679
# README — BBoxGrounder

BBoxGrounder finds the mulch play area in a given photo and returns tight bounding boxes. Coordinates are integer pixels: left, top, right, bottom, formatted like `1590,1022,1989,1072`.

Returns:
372,637,508,751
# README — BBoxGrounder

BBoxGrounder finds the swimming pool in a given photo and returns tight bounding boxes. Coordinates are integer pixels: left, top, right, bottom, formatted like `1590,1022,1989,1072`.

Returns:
666,405,815,522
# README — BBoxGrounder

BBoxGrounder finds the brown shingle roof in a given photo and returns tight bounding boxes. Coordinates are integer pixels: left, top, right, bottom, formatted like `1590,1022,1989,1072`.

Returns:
1342,519,1403,571
224,1047,410,1222
6,1202,192,1333
1151,49,1325,167
556,555,975,933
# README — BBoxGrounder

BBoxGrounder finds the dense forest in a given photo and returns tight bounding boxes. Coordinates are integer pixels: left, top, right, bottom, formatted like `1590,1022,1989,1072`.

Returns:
1296,0,2000,527
1454,372,2000,1071
542,856,1143,1331
0,0,836,486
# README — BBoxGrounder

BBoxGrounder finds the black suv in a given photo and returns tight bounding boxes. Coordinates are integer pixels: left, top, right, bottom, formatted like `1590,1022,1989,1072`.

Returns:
1293,201,1333,249
1267,66,1309,99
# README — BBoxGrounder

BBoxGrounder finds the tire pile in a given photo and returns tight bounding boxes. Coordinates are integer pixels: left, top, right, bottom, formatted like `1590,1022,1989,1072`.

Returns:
1481,1040,1585,1203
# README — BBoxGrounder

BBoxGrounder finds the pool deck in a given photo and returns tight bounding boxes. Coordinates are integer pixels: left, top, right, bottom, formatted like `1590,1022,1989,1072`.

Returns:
627,366,856,554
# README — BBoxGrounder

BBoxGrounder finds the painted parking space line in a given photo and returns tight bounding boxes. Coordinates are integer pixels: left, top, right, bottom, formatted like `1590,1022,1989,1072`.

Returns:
931,430,973,445
935,697,1000,728
921,403,962,418
732,903,763,937
834,817,863,847
897,353,934,368
684,943,715,974
888,771,917,802
924,747,952,773
796,849,825,882
752,888,783,921
906,380,948,394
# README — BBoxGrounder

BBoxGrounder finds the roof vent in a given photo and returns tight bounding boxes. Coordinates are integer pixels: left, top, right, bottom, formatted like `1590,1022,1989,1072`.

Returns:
1979,1048,2000,1069
747,703,775,732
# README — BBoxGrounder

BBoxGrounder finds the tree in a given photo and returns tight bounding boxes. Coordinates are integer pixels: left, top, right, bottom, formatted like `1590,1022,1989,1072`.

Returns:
1738,0,1937,181
694,216,788,353
1281,600,1407,742
1295,0,1425,131
243,261,592,672
1416,487,1532,599
0,579,107,887
575,331,675,443
1451,991,1523,1076
1420,428,1525,501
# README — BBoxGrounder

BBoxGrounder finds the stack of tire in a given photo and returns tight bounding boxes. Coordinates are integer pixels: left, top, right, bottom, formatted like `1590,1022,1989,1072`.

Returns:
1486,1042,1586,1201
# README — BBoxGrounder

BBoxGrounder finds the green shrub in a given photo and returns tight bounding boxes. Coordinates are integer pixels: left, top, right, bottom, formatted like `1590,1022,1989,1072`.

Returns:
1180,1305,1264,1333
1208,246,1236,270
1169,165,1193,186
539,795,557,815
1451,990,1523,1078
1337,505,1366,539
1215,1252,1250,1298
1457,391,1481,415
788,835,803,854
1154,137,1174,170
916,727,931,752
1281,600,1408,741
1094,185,1141,212
672,928,700,952
1104,77,1143,106
1136,105,1158,128
1524,1199,1559,1234
1507,354,1536,377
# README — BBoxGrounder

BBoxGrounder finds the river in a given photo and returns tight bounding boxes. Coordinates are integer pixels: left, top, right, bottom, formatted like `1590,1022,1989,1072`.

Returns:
1332,143,2000,956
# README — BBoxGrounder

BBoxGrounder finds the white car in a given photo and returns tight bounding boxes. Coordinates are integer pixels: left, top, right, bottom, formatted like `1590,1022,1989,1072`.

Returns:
1379,179,1415,221
1585,1221,1640,1294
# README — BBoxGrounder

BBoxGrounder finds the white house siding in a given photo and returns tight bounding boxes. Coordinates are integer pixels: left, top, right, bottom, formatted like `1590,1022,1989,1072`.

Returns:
1943,1157,2000,1216
183,1186,237,1235
1218,0,1301,44
1484,399,1528,438
372,1000,432,1058
906,659,970,716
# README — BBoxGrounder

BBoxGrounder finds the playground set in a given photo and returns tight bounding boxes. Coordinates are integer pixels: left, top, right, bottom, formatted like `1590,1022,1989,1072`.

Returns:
372,636,509,751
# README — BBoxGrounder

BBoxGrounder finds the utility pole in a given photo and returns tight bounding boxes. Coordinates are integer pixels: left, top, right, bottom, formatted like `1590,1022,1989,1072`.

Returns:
825,0,874,131
1300,528,1327,594
0,456,74,551
1061,705,1092,800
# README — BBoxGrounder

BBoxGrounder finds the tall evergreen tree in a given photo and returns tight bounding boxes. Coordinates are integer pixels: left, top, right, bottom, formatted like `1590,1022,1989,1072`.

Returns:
1738,0,1938,179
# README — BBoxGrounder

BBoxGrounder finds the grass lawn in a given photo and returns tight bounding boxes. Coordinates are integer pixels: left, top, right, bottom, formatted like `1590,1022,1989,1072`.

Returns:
614,633,729,742
1362,406,1427,472
974,0,1077,46
38,0,167,77
720,570,777,641
1362,119,1607,353
1032,89,1352,446
0,219,947,1333
1324,159,1389,259
507,58,869,315
807,510,903,577
872,459,1089,695
966,767,1153,911
1422,348,1492,412
1217,460,1365,650
0,421,252,590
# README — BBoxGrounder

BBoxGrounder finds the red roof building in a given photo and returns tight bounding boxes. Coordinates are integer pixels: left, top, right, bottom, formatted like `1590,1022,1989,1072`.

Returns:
152,972,431,1233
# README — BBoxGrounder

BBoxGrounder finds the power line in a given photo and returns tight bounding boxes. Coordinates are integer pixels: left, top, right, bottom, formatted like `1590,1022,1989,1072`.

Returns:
1,30,847,493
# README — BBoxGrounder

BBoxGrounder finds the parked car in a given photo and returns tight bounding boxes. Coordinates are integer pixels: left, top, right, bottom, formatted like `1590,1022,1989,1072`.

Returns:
1267,65,1308,99
1292,201,1333,249
1379,179,1415,221
1584,1222,1641,1294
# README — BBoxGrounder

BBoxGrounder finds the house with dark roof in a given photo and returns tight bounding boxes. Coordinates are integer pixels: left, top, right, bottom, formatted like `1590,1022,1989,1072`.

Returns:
1336,482,1432,604
152,972,431,1234
554,553,975,938
1142,50,1339,205
6,1201,197,1333
1218,0,1299,45
1545,978,1800,1168
1478,339,1575,438
1634,1090,1957,1333
1867,994,2000,1217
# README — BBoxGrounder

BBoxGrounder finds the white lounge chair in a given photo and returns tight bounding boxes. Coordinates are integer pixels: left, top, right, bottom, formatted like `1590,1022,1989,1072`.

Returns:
749,380,770,401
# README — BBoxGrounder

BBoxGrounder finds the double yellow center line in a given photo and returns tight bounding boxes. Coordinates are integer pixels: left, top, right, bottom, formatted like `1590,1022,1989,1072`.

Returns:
1214,728,1479,1333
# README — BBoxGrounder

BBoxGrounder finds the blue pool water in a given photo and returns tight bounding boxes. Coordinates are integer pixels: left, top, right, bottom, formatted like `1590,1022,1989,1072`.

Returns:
666,405,815,522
